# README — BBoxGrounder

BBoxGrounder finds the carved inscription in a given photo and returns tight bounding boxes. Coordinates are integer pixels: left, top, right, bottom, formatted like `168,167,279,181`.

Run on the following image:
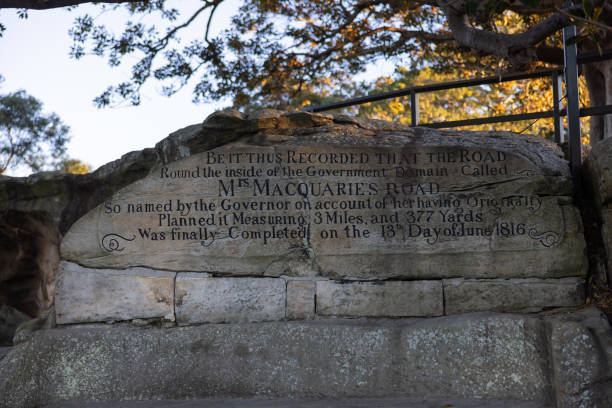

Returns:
99,145,560,253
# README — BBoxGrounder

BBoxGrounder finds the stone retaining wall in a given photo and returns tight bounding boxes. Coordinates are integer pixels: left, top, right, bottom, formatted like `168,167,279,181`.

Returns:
55,261,584,325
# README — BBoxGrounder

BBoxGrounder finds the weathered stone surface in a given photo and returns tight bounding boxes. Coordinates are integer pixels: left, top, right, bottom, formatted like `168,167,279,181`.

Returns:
316,280,443,317
400,314,550,400
286,280,315,320
549,308,612,407
598,208,612,285
0,346,10,361
584,137,612,208
55,261,175,324
443,278,585,314
584,137,612,286
0,210,59,318
175,274,285,324
5,310,609,408
0,305,29,346
59,116,586,281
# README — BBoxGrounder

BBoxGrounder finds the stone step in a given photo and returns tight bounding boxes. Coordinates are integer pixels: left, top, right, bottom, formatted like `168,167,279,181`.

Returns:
42,397,551,408
2,309,611,408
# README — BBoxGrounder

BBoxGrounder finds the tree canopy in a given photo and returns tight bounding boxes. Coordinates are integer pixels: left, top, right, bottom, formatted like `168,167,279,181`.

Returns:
355,65,592,144
57,158,90,174
1,1,610,136
2,1,607,105
0,90,70,174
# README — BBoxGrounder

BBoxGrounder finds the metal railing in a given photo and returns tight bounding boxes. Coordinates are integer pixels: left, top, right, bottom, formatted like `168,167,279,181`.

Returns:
306,68,569,138
304,33,612,183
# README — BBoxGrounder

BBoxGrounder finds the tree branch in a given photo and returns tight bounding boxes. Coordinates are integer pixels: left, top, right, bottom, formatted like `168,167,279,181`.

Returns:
555,6,612,32
437,0,575,64
0,0,139,9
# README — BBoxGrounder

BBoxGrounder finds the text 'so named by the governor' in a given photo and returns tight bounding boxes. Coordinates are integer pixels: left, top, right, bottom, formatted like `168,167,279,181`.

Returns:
98,145,556,251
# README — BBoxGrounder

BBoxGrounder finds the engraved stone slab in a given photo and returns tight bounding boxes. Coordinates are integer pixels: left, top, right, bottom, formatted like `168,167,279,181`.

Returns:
443,278,585,314
55,261,176,324
61,125,587,280
316,280,443,317
175,274,286,324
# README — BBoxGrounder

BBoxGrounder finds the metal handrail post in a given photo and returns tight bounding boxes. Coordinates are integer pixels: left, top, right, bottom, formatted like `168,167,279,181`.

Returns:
410,89,419,127
552,71,564,143
563,24,581,186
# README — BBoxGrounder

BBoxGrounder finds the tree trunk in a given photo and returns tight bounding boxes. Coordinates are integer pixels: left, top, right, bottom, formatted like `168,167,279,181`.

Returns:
583,59,612,143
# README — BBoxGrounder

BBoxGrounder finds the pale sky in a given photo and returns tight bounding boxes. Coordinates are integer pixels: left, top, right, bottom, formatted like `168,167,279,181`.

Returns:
0,1,395,177
0,1,240,176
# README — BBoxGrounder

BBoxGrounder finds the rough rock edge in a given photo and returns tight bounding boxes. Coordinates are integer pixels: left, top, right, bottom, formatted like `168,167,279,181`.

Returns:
584,137,612,209
0,109,569,235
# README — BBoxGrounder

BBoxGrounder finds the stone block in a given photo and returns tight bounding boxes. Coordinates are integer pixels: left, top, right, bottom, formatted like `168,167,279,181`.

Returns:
315,280,443,317
548,308,612,408
443,278,585,314
55,261,175,325
400,314,550,401
286,280,315,320
175,274,286,324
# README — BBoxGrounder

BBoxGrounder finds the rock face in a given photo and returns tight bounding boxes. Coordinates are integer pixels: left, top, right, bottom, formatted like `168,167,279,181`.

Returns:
0,110,605,408
585,137,612,286
51,110,586,324
61,116,585,280
0,211,59,321
0,309,610,408
0,305,29,346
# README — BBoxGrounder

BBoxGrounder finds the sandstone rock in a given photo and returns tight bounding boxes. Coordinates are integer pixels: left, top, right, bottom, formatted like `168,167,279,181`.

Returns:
55,261,175,324
175,274,286,324
0,305,29,346
246,109,286,130
0,346,10,361
584,137,612,286
0,210,59,318
203,109,246,130
3,311,608,407
283,111,334,128
443,278,585,314
12,306,56,346
584,137,612,208
286,280,315,320
549,308,612,407
60,125,586,282
316,280,443,317
400,314,549,400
